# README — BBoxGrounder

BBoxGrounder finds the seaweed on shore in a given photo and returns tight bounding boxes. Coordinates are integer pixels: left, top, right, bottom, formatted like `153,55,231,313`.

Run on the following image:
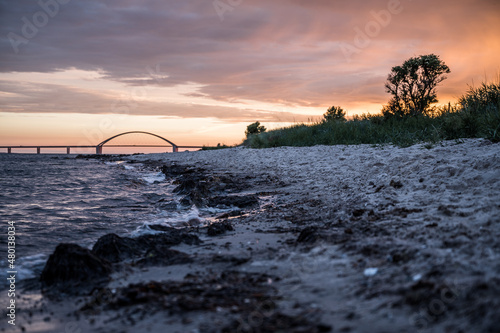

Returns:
79,270,331,332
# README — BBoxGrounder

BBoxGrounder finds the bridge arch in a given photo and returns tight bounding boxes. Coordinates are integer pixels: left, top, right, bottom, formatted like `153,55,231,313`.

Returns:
96,131,178,154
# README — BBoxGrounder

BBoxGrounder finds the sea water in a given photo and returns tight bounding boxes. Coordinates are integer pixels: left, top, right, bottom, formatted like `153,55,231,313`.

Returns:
0,154,218,289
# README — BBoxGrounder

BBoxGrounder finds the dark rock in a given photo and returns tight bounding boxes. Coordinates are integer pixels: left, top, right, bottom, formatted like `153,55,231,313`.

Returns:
134,247,192,267
207,195,259,209
41,243,112,295
390,180,404,189
161,164,196,177
222,312,332,333
139,227,202,246
207,221,234,236
297,226,321,243
173,173,213,206
91,230,201,265
212,255,250,265
352,209,366,217
92,233,146,263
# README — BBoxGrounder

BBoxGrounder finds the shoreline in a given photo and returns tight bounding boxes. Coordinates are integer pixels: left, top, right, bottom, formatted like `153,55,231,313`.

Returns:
2,139,500,332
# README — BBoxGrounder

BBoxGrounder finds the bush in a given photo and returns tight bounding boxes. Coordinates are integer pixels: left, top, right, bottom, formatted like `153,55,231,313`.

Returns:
323,106,346,122
459,82,500,114
245,121,266,138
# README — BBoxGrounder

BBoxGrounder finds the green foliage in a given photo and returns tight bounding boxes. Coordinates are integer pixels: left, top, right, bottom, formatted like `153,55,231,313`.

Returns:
245,121,266,138
458,81,500,142
323,106,346,122
459,82,500,114
384,54,450,118
243,79,500,147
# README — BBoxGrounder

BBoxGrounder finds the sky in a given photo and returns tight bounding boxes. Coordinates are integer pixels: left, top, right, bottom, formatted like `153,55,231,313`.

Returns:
1,0,499,150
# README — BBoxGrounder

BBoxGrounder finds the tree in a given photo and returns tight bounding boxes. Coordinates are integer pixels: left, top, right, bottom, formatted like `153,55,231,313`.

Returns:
323,106,346,122
384,54,450,117
245,121,266,137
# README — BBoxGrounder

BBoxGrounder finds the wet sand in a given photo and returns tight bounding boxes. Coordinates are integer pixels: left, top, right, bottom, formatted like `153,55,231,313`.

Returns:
4,139,500,333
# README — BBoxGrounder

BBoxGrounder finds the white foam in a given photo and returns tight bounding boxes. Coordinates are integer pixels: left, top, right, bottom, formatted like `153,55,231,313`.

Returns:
141,172,166,184
1,253,48,288
131,205,206,236
104,161,125,165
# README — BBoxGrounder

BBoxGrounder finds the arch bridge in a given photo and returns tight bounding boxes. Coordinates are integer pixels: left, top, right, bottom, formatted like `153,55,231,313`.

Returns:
1,131,205,154
96,131,179,154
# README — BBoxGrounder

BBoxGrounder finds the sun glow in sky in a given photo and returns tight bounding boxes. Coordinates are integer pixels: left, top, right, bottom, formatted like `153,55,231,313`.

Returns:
1,0,499,149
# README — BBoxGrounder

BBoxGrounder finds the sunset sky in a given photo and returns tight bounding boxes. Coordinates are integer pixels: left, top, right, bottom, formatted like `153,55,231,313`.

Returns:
1,0,499,150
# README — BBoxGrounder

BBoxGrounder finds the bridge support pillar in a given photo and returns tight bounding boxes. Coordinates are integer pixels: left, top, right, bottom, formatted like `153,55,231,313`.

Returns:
67,147,71,154
172,145,178,153
7,148,11,154
37,147,41,154
96,146,102,154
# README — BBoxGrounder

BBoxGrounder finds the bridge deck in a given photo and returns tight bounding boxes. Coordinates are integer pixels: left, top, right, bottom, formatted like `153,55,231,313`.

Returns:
1,131,207,154
0,145,205,154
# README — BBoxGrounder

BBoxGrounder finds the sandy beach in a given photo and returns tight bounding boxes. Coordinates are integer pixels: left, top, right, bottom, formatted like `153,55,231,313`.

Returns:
5,138,500,333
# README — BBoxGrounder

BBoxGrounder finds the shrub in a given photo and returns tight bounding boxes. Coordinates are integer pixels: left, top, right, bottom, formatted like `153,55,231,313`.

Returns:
245,121,266,138
323,106,346,122
459,82,500,114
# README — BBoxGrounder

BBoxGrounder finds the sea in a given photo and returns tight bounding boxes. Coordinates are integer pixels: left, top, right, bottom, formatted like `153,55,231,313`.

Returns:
0,154,221,290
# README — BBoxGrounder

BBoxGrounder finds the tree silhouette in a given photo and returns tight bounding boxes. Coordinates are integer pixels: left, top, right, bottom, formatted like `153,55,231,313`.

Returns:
323,106,346,122
245,121,266,137
384,54,450,117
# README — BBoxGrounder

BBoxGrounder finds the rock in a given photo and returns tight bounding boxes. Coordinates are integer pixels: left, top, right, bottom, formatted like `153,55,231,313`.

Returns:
134,247,192,267
207,195,259,209
296,226,321,243
145,226,202,246
352,209,366,217
212,255,250,265
92,233,145,263
161,164,195,177
207,221,234,236
222,312,332,333
174,174,212,206
92,230,201,265
41,243,112,295
390,179,403,189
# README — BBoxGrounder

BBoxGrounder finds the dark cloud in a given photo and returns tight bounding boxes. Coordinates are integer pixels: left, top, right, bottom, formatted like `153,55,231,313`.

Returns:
0,0,499,113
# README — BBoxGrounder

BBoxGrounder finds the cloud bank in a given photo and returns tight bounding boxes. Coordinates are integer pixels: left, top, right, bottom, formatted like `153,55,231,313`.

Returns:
1,0,499,118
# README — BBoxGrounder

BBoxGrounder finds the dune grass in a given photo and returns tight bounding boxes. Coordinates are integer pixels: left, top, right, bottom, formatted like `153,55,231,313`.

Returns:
244,81,500,148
